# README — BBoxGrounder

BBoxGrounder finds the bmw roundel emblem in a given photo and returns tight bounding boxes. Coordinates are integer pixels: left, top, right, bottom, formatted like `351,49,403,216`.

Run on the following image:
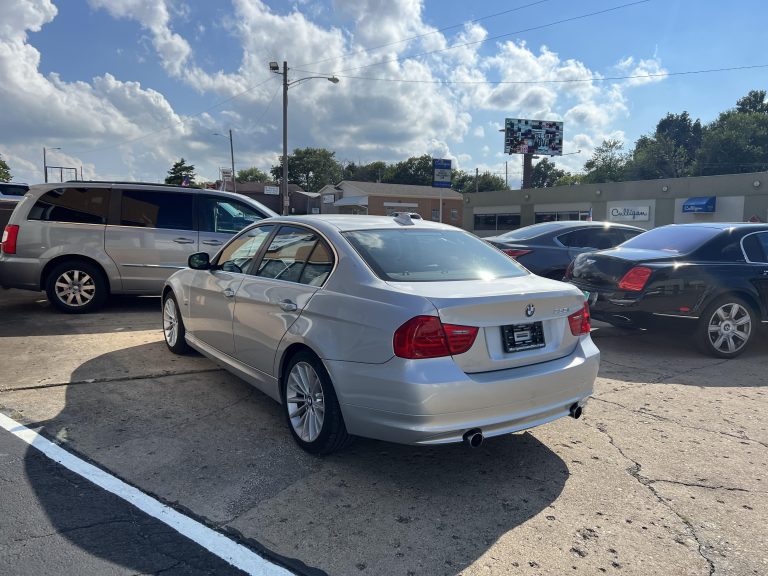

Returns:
525,303,535,317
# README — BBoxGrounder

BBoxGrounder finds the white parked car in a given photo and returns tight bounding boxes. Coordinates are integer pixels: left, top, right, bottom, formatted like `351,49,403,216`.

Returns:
162,214,599,454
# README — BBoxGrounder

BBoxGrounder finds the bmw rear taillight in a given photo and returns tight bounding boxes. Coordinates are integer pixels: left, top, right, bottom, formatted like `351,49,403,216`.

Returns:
1,225,19,254
617,266,652,291
393,315,479,359
568,303,591,336
503,248,531,259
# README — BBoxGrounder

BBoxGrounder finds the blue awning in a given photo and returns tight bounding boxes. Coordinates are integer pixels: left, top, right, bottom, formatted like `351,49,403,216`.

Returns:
682,196,716,213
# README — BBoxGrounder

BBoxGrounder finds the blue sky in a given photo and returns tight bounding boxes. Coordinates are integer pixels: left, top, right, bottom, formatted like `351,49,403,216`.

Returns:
1,0,766,186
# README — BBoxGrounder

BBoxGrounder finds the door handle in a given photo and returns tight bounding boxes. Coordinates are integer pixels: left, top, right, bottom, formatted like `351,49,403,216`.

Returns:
202,239,223,246
173,237,195,244
279,299,297,312
223,288,235,298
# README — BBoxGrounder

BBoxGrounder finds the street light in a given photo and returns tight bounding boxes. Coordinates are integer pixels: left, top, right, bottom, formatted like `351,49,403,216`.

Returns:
269,60,339,215
213,129,236,193
42,147,61,183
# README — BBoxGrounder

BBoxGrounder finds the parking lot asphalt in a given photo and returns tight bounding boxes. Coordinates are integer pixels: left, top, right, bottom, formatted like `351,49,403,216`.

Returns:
0,288,766,576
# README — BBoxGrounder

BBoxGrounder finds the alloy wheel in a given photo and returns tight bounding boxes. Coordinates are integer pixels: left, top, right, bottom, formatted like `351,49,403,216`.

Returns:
706,302,752,354
54,270,96,308
163,298,178,347
286,361,326,443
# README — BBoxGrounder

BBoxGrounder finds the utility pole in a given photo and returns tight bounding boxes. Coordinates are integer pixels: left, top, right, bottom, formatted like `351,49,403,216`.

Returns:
229,128,236,194
522,154,534,189
505,161,508,188
282,61,289,215
475,167,479,194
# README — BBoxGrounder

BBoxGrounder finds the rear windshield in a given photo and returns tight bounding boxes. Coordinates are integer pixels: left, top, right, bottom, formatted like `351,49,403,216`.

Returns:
343,229,529,282
619,226,722,254
492,222,570,241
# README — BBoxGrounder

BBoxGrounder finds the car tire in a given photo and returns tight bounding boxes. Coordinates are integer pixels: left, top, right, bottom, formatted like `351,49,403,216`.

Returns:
281,350,353,455
45,260,108,314
695,295,756,358
162,293,190,354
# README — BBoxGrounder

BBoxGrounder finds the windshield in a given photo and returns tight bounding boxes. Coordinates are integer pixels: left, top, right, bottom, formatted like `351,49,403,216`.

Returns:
618,226,721,254
493,222,570,241
343,228,529,282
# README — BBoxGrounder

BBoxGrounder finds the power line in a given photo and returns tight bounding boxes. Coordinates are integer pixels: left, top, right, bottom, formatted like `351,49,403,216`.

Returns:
295,0,552,69
319,63,768,86
296,0,651,77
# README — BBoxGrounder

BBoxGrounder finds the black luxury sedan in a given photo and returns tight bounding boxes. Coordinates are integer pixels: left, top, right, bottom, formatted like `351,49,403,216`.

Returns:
484,221,645,279
565,223,768,358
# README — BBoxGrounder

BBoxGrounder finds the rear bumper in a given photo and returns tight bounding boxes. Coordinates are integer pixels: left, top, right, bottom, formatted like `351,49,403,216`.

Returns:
325,336,599,445
0,257,43,290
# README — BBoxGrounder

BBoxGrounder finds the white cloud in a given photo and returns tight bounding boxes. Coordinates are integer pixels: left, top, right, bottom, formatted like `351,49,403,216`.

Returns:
0,0,668,185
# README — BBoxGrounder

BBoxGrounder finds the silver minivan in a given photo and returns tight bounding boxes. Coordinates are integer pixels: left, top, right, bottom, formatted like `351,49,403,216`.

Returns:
0,181,276,312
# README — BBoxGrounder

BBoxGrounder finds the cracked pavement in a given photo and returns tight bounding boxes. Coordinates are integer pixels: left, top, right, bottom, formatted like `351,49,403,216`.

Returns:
0,289,766,575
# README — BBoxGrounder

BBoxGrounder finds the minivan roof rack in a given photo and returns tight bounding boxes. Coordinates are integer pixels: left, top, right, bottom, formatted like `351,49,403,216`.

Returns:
62,180,196,188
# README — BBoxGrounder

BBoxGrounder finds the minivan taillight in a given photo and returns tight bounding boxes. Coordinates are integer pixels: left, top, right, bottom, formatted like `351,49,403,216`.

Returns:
617,266,652,291
393,315,479,359
1,225,19,254
568,303,591,336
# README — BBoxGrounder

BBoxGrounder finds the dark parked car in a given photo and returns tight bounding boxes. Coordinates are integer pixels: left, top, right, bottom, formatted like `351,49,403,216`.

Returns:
0,183,28,230
484,221,645,279
565,223,768,358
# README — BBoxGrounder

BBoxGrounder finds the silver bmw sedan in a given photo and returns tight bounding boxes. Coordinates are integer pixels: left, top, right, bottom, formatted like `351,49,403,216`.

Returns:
162,214,599,454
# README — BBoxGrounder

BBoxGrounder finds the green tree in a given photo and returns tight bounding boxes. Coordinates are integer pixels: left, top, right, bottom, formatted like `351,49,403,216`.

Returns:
581,139,629,183
451,170,508,193
0,154,11,182
735,90,768,114
165,158,196,186
693,109,768,175
531,158,568,188
624,112,702,180
236,166,269,182
270,147,342,192
553,173,585,186
382,155,433,186
343,161,387,182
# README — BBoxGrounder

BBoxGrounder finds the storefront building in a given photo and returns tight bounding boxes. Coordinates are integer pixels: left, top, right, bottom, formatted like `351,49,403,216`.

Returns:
463,171,768,236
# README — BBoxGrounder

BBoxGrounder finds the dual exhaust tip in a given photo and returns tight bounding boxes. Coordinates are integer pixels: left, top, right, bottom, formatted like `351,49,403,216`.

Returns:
462,403,584,449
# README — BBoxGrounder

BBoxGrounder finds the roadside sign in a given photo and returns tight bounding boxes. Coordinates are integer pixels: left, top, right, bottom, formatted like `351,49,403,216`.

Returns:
432,158,452,188
264,185,279,195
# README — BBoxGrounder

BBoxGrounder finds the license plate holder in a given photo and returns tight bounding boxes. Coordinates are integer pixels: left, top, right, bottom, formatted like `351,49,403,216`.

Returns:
501,321,545,353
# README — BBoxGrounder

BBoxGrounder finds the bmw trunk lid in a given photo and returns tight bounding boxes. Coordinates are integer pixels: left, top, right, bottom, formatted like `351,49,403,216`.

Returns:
387,276,587,373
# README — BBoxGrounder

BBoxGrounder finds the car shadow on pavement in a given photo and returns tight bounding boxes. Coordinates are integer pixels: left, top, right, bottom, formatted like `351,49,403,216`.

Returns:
590,322,768,387
0,290,161,336
22,341,570,576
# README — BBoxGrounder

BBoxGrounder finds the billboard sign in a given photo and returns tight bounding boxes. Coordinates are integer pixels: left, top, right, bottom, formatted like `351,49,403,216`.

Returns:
432,158,452,188
504,118,563,156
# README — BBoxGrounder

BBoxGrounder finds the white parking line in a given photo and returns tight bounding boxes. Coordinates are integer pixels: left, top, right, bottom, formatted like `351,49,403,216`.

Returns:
0,413,293,576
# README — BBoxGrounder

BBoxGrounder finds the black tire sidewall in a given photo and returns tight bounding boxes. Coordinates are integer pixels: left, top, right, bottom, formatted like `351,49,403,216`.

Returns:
45,261,107,314
696,295,756,358
281,351,347,455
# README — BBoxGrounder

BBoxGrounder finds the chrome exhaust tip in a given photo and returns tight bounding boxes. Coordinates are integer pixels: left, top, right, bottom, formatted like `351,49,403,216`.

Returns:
569,402,583,419
462,428,484,448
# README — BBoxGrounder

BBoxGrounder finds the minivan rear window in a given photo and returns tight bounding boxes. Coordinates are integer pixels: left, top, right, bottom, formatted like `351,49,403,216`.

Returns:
28,187,110,224
343,229,528,282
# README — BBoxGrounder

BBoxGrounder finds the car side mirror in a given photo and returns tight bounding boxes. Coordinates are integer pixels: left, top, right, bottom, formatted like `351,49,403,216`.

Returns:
188,252,210,270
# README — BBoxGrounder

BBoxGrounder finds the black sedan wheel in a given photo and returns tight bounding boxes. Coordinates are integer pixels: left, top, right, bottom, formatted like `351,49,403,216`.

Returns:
282,351,352,455
696,296,756,358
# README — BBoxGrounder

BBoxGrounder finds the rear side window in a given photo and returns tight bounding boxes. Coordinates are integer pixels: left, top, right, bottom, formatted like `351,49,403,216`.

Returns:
120,190,194,230
343,229,528,282
619,226,721,254
28,187,110,224
743,233,768,263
